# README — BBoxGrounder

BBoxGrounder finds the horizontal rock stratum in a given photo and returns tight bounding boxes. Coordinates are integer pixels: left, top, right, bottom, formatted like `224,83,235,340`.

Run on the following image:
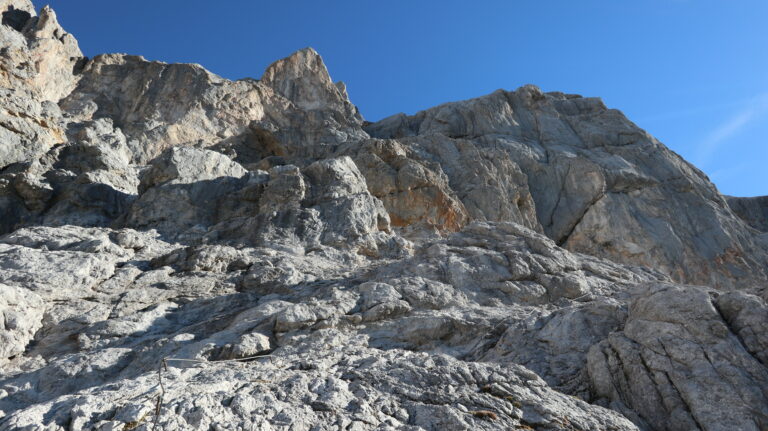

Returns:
1,1,767,430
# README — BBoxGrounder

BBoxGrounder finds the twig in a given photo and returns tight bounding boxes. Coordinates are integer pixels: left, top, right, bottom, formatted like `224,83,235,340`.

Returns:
164,354,273,365
148,353,272,430
152,358,167,431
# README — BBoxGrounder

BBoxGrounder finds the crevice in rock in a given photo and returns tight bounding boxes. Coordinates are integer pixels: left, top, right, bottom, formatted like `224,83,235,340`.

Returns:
662,369,704,431
556,192,605,247
710,296,767,369
657,338,704,431
546,163,571,235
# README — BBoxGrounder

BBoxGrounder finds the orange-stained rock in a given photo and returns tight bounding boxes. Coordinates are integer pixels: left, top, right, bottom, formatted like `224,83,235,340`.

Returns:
352,139,469,232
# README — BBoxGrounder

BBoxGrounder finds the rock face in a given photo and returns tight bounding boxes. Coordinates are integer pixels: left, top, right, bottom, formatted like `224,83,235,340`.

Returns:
1,2,767,431
587,285,768,431
59,47,365,165
365,88,768,290
0,0,81,166
727,195,768,232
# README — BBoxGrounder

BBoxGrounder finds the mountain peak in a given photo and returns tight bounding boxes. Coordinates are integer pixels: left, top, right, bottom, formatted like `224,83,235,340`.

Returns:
261,47,350,111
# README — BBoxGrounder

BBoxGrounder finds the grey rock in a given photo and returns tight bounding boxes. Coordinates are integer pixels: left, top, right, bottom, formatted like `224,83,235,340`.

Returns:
714,290,768,367
126,149,401,256
346,138,471,232
20,5,83,101
0,284,44,361
1,331,638,431
0,217,754,431
366,87,768,289
727,195,768,232
587,284,768,431
0,1,82,170
261,47,360,120
0,91,66,170
123,146,249,239
60,48,365,165
0,119,138,232
1,3,767,430
138,146,248,192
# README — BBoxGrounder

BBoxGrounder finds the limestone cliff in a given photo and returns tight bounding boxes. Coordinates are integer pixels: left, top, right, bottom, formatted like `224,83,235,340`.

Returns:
1,3,767,431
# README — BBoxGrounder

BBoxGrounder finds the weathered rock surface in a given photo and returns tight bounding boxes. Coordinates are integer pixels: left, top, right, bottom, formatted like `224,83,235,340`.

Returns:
727,195,768,232
0,284,43,360
0,221,660,430
587,285,768,431
1,2,767,430
60,47,365,165
366,88,768,289
0,0,81,168
3,331,639,431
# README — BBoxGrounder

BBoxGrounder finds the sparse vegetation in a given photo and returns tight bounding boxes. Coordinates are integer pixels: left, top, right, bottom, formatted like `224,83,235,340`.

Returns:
469,410,499,420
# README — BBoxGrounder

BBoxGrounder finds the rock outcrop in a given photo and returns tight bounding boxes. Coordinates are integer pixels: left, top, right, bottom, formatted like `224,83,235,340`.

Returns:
588,285,768,431
365,88,768,290
727,195,768,232
0,2,767,431
0,0,81,166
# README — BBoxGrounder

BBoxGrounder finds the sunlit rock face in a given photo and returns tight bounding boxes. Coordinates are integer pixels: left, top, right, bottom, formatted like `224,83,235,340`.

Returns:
1,2,767,430
365,86,768,290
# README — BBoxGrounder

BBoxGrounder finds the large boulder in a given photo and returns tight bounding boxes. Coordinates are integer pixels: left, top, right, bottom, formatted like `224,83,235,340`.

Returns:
125,149,402,256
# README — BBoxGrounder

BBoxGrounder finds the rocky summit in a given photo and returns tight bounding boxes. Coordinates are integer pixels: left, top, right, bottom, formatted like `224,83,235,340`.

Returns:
0,2,767,431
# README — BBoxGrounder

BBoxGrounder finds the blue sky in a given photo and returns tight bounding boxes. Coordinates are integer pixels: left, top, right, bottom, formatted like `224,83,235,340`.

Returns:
45,1,767,197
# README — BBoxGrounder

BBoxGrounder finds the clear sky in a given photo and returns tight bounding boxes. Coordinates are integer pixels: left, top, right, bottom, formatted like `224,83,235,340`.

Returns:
45,0,768,197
